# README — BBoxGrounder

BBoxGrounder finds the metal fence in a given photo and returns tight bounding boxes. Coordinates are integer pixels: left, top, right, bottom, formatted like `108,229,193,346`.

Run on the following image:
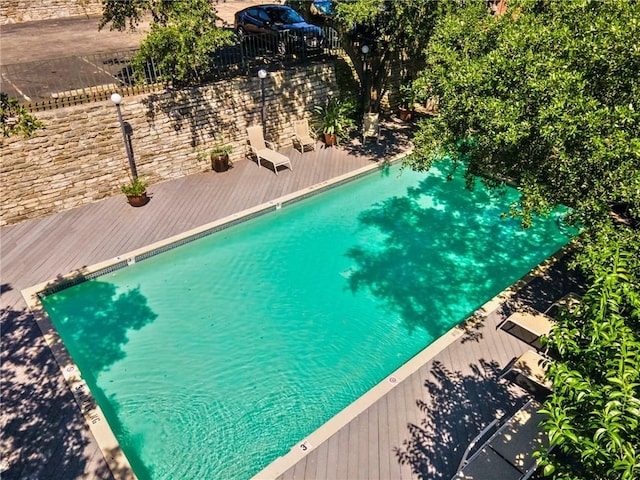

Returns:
0,27,342,112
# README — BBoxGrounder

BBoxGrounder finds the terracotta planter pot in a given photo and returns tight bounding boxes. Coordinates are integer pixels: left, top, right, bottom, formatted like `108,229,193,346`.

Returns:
211,153,230,172
399,108,413,122
126,192,149,207
323,132,337,146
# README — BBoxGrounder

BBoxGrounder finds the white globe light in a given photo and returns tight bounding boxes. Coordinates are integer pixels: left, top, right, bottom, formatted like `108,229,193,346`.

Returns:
110,93,122,105
258,69,268,79
361,45,370,54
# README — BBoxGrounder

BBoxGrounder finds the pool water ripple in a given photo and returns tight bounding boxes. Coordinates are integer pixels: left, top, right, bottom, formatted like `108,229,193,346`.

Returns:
41,161,572,479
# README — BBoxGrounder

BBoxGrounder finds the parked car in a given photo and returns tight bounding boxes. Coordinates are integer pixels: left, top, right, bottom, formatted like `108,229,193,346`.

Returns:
234,4,325,54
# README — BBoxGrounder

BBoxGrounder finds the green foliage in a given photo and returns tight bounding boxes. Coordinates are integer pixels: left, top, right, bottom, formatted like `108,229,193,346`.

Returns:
1,93,44,139
99,0,156,32
317,1,449,112
333,0,452,43
101,0,234,85
408,3,640,476
313,96,356,142
540,250,640,480
399,80,420,110
209,144,232,156
198,143,232,160
408,0,640,274
197,132,233,160
120,177,147,196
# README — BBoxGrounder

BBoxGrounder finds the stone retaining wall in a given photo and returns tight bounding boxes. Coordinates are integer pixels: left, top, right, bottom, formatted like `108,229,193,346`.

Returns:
0,63,337,226
1,0,102,24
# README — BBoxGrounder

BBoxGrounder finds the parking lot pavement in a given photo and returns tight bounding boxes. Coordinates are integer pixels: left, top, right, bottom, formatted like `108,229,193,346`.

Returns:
0,0,267,65
1,16,148,65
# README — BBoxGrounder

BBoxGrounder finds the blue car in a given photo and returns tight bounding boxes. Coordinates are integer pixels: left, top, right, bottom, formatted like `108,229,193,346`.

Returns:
234,4,325,54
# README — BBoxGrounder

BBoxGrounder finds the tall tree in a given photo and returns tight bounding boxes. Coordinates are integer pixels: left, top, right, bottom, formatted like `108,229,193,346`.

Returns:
99,0,234,84
408,1,640,477
407,0,640,275
289,0,449,112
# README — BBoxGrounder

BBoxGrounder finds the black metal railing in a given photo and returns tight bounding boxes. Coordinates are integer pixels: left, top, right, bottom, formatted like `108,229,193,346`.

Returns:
0,27,342,111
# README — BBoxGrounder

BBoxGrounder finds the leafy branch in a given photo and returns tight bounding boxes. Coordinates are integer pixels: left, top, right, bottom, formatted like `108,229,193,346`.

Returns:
1,93,44,139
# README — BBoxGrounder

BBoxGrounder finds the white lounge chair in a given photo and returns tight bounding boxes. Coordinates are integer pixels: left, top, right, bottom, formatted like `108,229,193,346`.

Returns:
246,126,293,175
292,119,316,152
362,112,381,145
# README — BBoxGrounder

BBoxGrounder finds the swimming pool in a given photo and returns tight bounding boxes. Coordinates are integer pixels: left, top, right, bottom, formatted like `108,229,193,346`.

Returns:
40,160,571,479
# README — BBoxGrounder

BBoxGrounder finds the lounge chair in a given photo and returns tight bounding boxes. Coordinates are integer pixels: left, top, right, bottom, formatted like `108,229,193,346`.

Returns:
246,126,293,175
499,310,555,350
453,398,549,480
502,350,553,396
292,119,316,152
362,113,381,145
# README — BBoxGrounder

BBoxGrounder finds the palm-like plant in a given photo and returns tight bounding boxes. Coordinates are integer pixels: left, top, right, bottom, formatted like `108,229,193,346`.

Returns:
313,97,355,144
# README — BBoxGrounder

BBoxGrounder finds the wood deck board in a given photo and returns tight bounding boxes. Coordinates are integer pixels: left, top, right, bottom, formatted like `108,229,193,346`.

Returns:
295,448,315,480
312,439,329,480
386,379,403,479
377,394,392,480
335,426,351,480
347,414,360,480
324,433,340,480
358,409,370,480
367,400,380,480
1,119,583,480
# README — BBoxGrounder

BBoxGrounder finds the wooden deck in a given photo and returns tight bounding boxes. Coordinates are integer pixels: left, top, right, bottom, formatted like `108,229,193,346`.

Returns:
0,119,584,480
271,254,585,480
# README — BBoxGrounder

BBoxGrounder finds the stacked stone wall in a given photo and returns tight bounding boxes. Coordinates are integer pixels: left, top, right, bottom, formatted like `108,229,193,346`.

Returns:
0,63,337,226
1,0,102,24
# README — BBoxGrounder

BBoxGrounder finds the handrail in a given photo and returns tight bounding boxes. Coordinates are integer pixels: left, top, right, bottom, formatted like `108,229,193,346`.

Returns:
1,27,343,112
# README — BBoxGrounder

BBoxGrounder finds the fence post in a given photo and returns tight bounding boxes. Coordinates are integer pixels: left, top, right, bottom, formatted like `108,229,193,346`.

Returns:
240,37,247,73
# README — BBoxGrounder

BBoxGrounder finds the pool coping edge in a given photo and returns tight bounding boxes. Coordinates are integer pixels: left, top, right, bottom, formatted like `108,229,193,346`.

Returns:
251,242,574,480
19,152,408,480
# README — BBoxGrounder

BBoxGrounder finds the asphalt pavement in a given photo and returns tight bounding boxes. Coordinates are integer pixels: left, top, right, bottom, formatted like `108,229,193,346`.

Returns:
0,0,266,65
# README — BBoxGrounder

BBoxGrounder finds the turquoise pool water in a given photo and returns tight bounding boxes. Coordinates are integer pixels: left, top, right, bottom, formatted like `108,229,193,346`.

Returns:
42,161,571,480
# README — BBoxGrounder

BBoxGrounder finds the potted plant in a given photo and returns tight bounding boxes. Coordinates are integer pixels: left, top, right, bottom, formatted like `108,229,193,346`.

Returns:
398,81,418,122
199,139,233,172
120,177,149,207
209,144,233,172
313,97,355,146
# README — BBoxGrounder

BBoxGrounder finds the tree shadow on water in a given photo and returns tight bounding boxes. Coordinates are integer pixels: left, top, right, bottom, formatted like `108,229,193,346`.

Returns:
1,277,157,479
344,166,546,337
43,281,157,376
395,359,528,480
41,279,158,479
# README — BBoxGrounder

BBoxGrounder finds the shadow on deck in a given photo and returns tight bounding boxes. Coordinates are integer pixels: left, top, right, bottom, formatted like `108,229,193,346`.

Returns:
1,115,585,480
0,117,413,480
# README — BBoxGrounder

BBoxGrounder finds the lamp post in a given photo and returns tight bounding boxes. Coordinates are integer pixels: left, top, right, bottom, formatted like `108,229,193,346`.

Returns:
110,93,138,180
258,69,268,137
361,44,370,113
